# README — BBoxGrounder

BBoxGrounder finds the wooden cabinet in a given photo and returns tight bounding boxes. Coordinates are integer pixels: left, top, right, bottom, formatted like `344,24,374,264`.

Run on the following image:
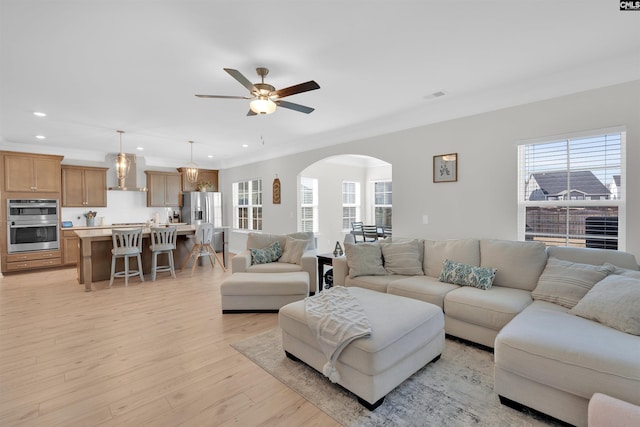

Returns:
61,165,108,207
62,229,79,266
3,153,63,193
178,168,219,192
145,171,181,207
5,250,61,271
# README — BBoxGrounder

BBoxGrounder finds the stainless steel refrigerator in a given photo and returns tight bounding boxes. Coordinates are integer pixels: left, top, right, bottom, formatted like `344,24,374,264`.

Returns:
181,191,226,266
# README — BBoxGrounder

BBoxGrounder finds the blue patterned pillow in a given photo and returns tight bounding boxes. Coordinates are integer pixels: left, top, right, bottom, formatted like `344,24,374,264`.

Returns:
439,259,497,290
250,241,282,265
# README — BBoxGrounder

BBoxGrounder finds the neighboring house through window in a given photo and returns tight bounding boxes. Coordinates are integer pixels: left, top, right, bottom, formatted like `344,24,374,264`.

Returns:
518,129,624,249
373,180,392,227
300,177,318,232
342,181,360,230
232,179,262,230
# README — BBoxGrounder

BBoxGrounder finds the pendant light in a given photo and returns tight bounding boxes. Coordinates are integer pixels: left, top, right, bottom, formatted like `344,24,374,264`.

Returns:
185,140,199,183
115,130,130,188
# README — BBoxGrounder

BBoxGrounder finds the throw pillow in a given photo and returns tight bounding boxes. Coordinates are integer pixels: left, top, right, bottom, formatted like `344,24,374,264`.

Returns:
531,258,615,309
380,239,424,275
250,241,282,265
570,275,640,336
439,259,497,290
345,242,387,278
278,236,308,265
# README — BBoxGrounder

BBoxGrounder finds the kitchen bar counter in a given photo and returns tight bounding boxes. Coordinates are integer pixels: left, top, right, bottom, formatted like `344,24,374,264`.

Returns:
75,225,228,291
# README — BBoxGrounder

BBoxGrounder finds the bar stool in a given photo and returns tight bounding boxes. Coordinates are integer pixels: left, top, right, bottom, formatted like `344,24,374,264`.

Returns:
150,226,177,281
109,228,144,287
180,223,227,276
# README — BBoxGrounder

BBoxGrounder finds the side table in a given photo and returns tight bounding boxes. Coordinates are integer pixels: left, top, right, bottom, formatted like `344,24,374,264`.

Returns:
316,253,344,292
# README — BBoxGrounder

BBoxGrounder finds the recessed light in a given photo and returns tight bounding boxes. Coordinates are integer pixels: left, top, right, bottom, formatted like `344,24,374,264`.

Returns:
136,147,144,151
33,111,47,117
207,155,213,158
35,135,46,139
242,144,249,148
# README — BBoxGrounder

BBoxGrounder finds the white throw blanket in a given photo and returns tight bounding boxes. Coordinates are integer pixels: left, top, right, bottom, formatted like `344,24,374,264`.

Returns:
305,286,372,383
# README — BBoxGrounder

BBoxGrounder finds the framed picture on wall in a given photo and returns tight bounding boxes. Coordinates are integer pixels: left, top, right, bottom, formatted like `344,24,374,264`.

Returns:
433,153,458,183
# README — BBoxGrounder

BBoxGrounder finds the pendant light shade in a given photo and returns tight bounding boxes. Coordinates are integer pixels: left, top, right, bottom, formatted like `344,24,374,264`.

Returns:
115,130,130,187
185,141,199,183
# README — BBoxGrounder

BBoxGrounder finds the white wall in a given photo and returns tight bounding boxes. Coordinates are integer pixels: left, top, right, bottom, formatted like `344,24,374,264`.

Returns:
221,80,640,259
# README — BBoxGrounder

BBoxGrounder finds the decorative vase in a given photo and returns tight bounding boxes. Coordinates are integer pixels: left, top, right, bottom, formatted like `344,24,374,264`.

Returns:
86,217,95,227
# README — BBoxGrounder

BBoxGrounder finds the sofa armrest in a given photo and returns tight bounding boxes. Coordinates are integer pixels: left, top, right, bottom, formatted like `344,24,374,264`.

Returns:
231,250,252,273
588,393,640,427
300,250,318,293
333,257,349,286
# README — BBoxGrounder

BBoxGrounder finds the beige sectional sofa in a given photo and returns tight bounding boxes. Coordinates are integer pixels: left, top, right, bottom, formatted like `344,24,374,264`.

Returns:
332,238,640,426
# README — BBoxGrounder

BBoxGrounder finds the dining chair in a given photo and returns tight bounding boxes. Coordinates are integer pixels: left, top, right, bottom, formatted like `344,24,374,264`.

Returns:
149,226,177,281
382,226,392,238
181,223,227,276
109,228,144,287
351,221,365,243
362,225,379,242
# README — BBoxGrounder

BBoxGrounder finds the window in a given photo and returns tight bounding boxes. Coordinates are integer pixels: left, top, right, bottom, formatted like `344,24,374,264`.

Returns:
373,180,392,227
233,179,262,230
300,177,318,233
342,181,360,230
518,130,624,250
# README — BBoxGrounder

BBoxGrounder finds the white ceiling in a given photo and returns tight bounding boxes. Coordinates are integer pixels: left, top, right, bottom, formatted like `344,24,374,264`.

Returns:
1,1,639,169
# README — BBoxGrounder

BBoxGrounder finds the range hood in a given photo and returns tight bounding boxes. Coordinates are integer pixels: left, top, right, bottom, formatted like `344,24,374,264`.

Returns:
107,153,148,192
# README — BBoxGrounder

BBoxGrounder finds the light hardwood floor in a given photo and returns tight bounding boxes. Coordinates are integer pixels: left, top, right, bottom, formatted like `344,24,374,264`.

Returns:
0,264,340,426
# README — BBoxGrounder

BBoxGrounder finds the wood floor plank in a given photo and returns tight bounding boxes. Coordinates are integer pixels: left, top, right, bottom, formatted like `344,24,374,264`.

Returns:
0,265,337,426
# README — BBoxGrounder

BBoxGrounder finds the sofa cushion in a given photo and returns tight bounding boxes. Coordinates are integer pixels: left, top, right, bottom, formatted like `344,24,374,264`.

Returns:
345,242,387,278
250,241,282,265
380,239,424,276
613,266,640,279
480,239,547,291
547,245,640,270
388,275,459,309
570,274,640,335
344,275,404,293
444,286,532,331
531,258,615,308
246,232,286,250
278,236,307,265
287,231,316,250
423,239,480,278
495,301,640,405
439,259,497,290
247,262,303,274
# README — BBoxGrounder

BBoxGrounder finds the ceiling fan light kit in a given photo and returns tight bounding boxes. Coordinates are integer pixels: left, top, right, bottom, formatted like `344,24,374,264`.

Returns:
196,67,320,115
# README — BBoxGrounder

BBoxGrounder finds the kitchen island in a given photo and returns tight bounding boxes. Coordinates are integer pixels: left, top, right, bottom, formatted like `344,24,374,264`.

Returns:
75,225,228,291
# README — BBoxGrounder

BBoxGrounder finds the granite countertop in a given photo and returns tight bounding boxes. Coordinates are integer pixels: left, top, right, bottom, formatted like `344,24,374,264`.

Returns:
63,222,187,230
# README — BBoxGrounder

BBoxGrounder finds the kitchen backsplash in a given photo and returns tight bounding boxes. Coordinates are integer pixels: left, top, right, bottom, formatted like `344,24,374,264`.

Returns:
61,191,178,226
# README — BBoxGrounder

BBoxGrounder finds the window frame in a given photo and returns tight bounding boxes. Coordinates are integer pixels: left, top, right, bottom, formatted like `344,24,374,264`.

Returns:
372,180,392,227
517,127,626,250
299,176,318,233
232,178,262,231
342,181,360,231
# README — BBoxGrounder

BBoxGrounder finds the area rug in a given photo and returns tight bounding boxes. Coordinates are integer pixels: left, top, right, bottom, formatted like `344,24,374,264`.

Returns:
232,328,561,426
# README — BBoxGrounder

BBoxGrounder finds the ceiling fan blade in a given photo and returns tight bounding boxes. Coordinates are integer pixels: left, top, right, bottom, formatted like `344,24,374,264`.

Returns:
277,100,315,114
224,68,257,93
195,94,252,99
246,110,258,116
272,80,320,99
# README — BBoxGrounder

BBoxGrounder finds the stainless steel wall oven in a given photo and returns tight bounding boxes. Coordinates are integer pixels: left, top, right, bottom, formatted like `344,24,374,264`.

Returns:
7,199,60,253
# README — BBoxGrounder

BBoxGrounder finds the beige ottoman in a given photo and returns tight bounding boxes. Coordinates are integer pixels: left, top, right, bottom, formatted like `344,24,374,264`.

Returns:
279,286,444,409
221,272,309,313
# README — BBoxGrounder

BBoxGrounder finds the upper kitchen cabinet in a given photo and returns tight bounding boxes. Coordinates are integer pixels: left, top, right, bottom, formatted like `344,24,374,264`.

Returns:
145,171,181,207
61,165,108,207
3,152,63,193
177,168,218,192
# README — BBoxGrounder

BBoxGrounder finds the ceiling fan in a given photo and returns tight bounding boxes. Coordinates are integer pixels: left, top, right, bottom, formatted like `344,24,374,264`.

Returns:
196,67,320,116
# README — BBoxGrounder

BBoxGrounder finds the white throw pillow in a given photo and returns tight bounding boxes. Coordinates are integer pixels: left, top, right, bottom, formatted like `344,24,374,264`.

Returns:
570,274,640,336
380,239,424,275
345,242,387,278
531,258,615,308
278,236,308,265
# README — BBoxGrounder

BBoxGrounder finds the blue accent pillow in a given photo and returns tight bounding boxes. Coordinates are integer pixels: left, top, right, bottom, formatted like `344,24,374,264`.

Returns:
439,259,497,290
250,241,283,265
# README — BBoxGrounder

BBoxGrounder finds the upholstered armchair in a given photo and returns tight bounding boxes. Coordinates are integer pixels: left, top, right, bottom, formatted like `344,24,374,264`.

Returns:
231,232,318,292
